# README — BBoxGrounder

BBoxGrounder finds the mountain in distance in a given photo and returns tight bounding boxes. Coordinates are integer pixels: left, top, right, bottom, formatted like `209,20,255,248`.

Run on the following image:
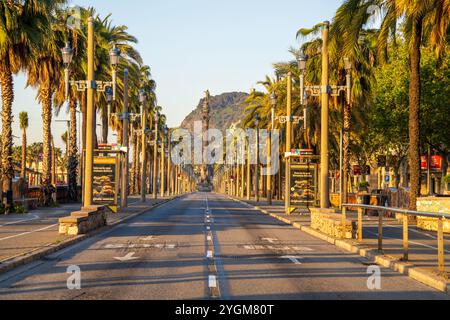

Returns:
180,92,249,132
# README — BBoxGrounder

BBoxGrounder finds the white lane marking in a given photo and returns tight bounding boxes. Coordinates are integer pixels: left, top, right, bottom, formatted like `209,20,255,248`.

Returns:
0,215,39,227
281,255,303,265
0,224,57,242
207,250,213,258
262,238,278,244
166,244,176,249
206,226,211,230
208,275,217,288
293,246,314,252
114,252,139,262
207,236,212,241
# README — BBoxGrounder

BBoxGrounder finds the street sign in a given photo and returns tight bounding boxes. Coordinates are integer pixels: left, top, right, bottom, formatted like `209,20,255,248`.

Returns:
93,157,119,212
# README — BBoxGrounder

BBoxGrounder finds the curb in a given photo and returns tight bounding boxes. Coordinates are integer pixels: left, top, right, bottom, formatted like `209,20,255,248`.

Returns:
0,195,184,276
227,195,449,294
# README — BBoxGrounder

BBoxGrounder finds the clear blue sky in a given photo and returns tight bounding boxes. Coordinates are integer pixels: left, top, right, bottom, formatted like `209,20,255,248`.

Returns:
11,0,342,150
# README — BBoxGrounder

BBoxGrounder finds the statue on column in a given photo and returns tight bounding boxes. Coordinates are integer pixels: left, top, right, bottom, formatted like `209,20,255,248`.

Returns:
201,90,210,185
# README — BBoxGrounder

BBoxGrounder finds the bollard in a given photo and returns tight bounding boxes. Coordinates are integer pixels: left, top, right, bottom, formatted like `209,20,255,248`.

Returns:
342,207,347,226
357,208,363,242
378,209,384,252
437,217,445,274
402,214,409,261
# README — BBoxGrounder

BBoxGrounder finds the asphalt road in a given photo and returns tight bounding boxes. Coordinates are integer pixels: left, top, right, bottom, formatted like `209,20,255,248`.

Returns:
0,193,448,300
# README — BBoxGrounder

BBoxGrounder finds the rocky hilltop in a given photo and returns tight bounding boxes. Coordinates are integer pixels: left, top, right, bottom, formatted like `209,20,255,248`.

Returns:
180,92,248,132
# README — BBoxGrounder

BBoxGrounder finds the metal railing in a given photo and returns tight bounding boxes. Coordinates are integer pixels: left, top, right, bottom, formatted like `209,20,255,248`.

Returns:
342,203,450,274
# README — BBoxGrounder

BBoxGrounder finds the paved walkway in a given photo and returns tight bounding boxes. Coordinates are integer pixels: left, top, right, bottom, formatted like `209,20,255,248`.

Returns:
0,196,173,263
232,196,450,277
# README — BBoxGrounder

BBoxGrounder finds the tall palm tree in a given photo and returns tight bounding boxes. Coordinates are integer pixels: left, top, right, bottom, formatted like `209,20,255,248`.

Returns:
26,18,65,206
19,112,29,180
333,0,450,209
0,0,64,213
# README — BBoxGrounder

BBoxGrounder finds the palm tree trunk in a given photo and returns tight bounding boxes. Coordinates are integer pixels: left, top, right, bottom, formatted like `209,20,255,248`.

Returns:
21,128,27,180
343,101,351,205
68,97,78,202
408,17,423,211
0,67,15,214
41,86,53,206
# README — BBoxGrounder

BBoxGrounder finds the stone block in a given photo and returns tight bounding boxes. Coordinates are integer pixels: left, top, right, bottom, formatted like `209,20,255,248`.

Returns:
310,208,356,239
58,206,107,236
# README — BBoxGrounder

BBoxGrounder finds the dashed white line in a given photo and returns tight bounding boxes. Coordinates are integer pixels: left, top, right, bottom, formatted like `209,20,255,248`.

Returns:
207,250,213,258
207,236,212,241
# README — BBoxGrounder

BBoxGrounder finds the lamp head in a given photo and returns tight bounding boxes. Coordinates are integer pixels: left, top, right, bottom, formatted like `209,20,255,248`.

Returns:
109,44,121,68
61,42,73,67
297,51,308,72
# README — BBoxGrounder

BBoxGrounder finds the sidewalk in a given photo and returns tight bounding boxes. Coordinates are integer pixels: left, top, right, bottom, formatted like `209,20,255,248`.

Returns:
0,196,177,272
230,195,450,293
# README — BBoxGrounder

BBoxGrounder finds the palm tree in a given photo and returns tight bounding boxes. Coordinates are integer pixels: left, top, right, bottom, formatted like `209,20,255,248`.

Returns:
0,0,64,213
19,112,29,180
26,20,65,206
333,0,450,209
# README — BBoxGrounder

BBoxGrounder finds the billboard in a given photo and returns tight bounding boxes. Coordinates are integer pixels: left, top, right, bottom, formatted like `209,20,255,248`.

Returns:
93,157,119,212
289,163,318,209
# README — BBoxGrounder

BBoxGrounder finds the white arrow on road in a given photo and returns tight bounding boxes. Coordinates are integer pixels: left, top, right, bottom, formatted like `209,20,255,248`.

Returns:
262,238,278,244
114,252,139,262
281,256,303,265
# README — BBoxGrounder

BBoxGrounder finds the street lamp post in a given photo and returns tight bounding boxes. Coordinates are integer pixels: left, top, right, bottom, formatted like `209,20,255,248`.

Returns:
153,112,159,199
297,21,352,209
61,17,120,208
161,125,168,198
139,89,148,202
121,69,130,208
167,128,172,197
255,113,261,203
267,92,277,205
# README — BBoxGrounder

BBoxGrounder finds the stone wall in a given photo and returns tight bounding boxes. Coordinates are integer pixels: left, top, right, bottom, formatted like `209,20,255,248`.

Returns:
416,197,450,233
310,208,356,239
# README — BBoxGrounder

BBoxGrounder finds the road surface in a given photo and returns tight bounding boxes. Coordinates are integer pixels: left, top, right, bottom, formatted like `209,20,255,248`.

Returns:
0,193,447,300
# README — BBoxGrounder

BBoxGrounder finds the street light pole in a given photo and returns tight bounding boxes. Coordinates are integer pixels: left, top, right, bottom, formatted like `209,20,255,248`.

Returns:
267,92,277,205
121,69,129,208
84,17,95,208
320,21,330,209
297,22,351,210
140,90,147,203
61,17,120,208
153,112,159,199
255,114,261,203
246,136,251,200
